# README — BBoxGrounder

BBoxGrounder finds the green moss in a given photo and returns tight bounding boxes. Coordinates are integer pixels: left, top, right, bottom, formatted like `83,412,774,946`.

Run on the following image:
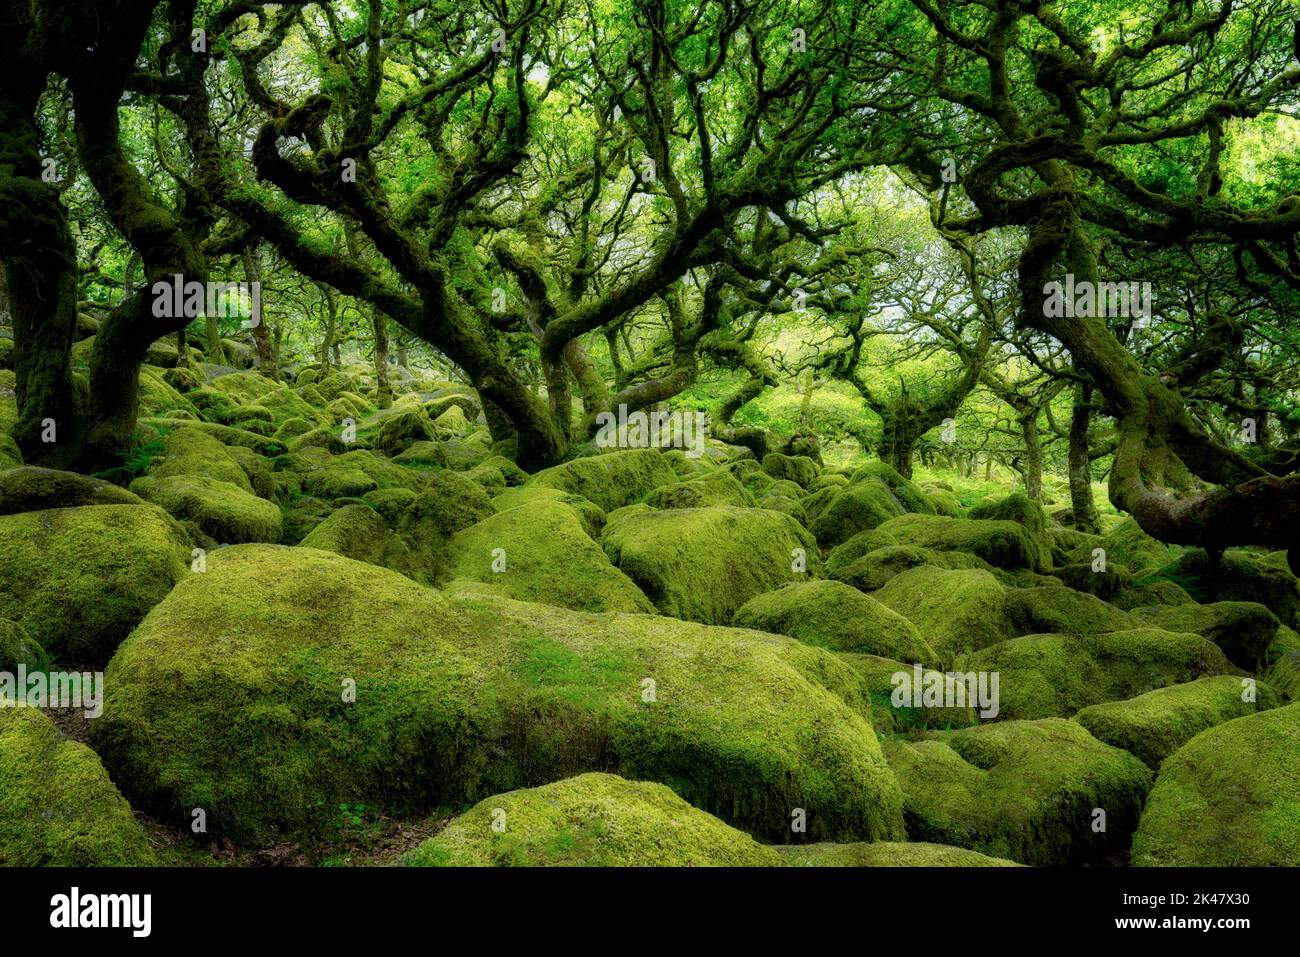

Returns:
645,469,755,509
1131,703,1300,865
0,466,144,515
762,453,819,489
0,619,46,671
434,405,473,435
442,499,653,613
883,719,1152,866
404,773,783,866
968,493,1053,571
140,417,285,455
1152,549,1299,627
1075,676,1279,768
479,454,528,486
829,543,992,592
809,480,907,548
874,566,1012,661
0,504,188,663
850,462,935,513
0,708,155,865
732,580,937,664
601,506,820,625
1111,579,1194,610
833,652,978,732
377,409,435,456
90,545,905,846
527,449,680,511
131,475,283,544
439,435,493,470
299,503,412,573
147,426,252,490
874,513,1051,572
138,365,198,418
360,487,419,525
776,841,1021,867
1004,585,1133,636
1051,562,1131,599
959,628,1234,721
390,440,449,469
491,486,606,539
302,467,379,499
1130,601,1279,670
924,488,963,517
1099,517,1175,578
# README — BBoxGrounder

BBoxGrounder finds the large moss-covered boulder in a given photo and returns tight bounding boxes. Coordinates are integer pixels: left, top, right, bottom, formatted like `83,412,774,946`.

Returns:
884,719,1153,866
645,469,755,510
1003,585,1133,637
299,503,413,575
491,486,606,539
829,544,991,593
1097,517,1174,577
1131,704,1300,865
441,499,653,613
377,408,435,456
0,505,189,663
968,493,1053,572
809,480,907,548
733,581,937,665
1075,676,1279,769
833,652,978,733
776,841,1020,867
527,449,679,511
0,619,45,671
91,545,903,846
0,708,155,865
1130,600,1279,671
849,461,934,513
1154,548,1298,627
959,629,1234,721
601,506,820,625
404,773,782,867
396,471,495,581
147,426,253,490
761,453,819,489
131,474,283,544
873,513,1051,573
874,567,1011,661
0,466,144,515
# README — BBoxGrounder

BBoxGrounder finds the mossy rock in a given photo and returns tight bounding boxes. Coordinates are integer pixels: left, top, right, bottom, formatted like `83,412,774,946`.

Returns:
968,493,1053,571
146,426,252,491
0,466,144,515
434,405,473,435
959,628,1234,721
377,408,435,457
527,449,680,511
360,487,419,525
0,433,20,469
874,567,1012,662
1153,548,1299,627
809,480,907,548
287,426,351,455
849,461,934,513
279,496,334,544
424,392,481,421
829,543,993,593
295,367,320,387
302,467,379,500
391,440,448,469
758,492,808,526
132,474,282,544
0,619,46,671
1003,585,1133,637
884,719,1152,866
396,471,496,581
140,417,284,456
1050,561,1131,599
404,773,782,866
331,449,425,491
601,506,820,625
0,504,188,663
314,371,358,402
833,652,978,733
733,581,937,665
138,366,198,418
491,486,606,540
90,545,904,846
479,454,528,487
299,503,413,575
464,464,507,489
775,841,1021,867
1131,703,1300,865
1075,676,1280,769
646,470,755,510
1111,578,1194,611
1130,600,1279,671
442,499,654,613
1098,517,1175,578
874,513,1051,573
0,708,155,866
924,488,963,517
273,417,315,444
440,435,493,471
761,453,819,489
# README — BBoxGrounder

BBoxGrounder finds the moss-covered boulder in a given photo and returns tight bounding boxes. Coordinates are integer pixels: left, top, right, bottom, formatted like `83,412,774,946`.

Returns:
301,466,379,500
874,567,1012,661
299,503,412,575
1075,676,1279,769
0,708,155,866
761,453,819,489
404,773,782,866
0,505,189,663
873,513,1051,573
90,545,904,846
396,471,496,581
959,629,1234,721
645,469,755,510
601,506,820,625
1130,600,1279,671
834,652,979,733
849,461,935,513
1097,517,1174,577
390,440,449,469
377,408,435,456
147,426,252,491
733,581,936,664
434,404,473,435
776,841,1020,867
442,499,653,613
0,619,45,671
1051,561,1131,599
1003,585,1134,637
1153,549,1298,628
491,486,606,539
808,480,907,548
131,474,282,544
968,493,1053,572
527,449,680,511
884,719,1152,865
0,466,145,515
1131,703,1300,865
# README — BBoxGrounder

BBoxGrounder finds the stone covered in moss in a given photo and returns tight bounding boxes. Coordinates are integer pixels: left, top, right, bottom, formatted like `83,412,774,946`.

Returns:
959,628,1233,721
968,493,1054,572
302,466,379,499
404,773,782,866
131,474,283,544
1131,703,1300,865
809,480,907,548
761,452,819,489
91,545,904,846
147,426,253,490
397,471,496,579
1075,676,1279,768
849,461,935,513
1097,517,1174,577
0,466,144,515
834,652,979,733
527,449,680,511
299,503,413,575
1050,561,1131,599
733,581,936,664
1130,600,1279,671
0,708,155,865
491,486,606,539
646,469,755,510
0,619,45,671
601,506,820,625
0,504,189,663
377,408,435,456
776,841,1020,867
1004,585,1133,636
874,567,1011,661
884,719,1152,865
873,513,1051,573
442,499,653,613
1154,548,1298,627
390,440,449,469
